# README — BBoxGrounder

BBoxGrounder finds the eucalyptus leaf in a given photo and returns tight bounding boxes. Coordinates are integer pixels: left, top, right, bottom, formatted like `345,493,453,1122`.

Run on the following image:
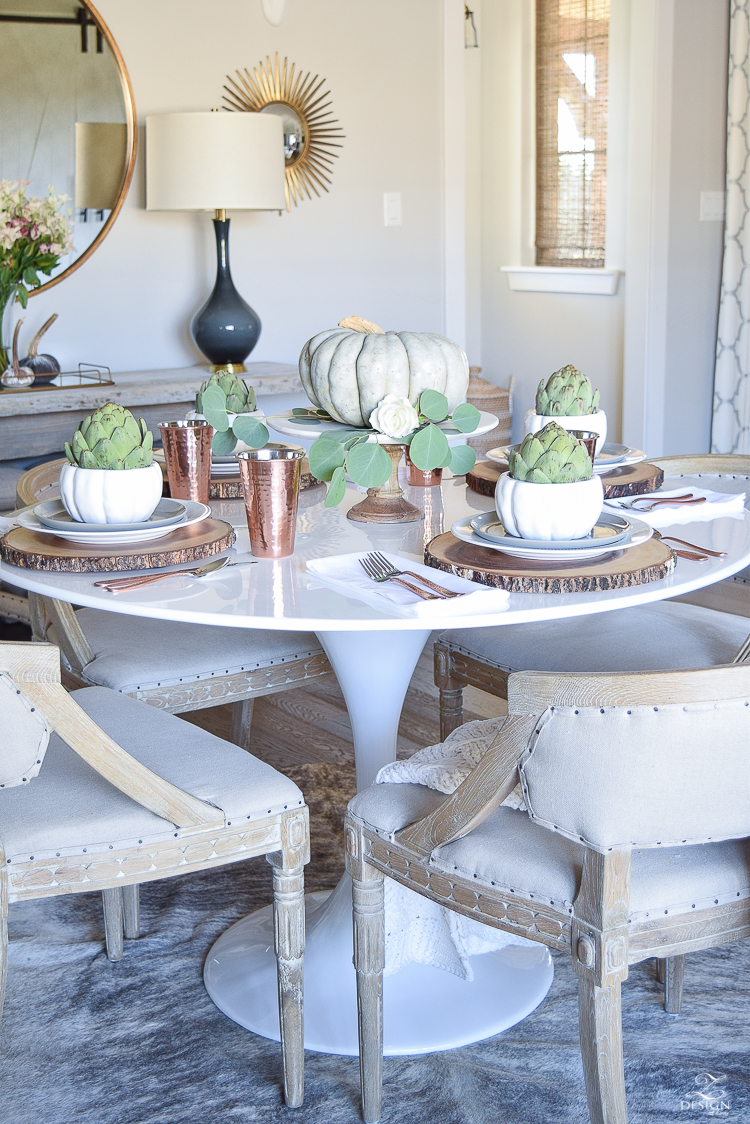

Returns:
408,422,450,470
309,437,346,481
16,286,27,308
449,444,477,476
325,465,347,507
292,407,314,415
451,402,482,433
211,429,237,456
437,446,453,469
233,415,269,449
419,389,449,422
200,383,229,432
345,440,392,488
285,415,324,424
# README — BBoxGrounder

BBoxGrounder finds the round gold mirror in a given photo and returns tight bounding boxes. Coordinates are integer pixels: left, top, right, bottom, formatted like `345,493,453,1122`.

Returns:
0,0,136,296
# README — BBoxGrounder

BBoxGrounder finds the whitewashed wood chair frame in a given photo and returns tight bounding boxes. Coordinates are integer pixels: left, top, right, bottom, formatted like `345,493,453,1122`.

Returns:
346,663,750,1124
0,641,309,1107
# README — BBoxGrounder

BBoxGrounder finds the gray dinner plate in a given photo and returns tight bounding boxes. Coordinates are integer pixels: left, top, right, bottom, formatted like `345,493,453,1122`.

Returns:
34,497,186,533
469,511,630,551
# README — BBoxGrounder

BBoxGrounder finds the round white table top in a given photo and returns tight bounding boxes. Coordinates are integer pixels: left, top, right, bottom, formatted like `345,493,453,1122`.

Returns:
2,471,749,633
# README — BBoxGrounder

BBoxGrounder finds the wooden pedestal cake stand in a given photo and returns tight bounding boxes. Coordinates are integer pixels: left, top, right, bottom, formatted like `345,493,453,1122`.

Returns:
347,444,422,524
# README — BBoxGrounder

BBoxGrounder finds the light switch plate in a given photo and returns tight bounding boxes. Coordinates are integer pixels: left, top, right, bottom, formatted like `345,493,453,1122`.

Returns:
383,192,402,226
700,191,726,222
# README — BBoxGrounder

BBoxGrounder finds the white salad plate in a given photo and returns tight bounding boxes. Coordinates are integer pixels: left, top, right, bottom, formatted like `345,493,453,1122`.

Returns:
34,498,186,534
18,501,211,546
486,441,647,475
451,513,653,560
271,410,500,444
469,511,630,551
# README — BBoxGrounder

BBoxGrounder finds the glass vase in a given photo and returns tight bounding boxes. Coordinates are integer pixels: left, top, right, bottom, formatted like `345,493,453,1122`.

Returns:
0,287,19,372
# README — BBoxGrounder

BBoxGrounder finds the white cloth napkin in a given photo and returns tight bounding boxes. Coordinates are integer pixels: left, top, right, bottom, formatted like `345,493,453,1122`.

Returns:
306,551,510,618
604,485,746,527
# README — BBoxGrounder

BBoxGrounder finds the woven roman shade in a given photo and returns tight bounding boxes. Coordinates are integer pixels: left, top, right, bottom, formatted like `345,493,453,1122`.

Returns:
536,0,609,267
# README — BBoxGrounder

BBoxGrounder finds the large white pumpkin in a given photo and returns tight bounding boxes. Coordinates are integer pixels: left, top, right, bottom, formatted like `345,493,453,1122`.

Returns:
298,317,470,427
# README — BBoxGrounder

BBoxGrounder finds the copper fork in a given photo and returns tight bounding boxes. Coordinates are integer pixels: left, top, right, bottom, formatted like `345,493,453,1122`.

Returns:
364,552,462,597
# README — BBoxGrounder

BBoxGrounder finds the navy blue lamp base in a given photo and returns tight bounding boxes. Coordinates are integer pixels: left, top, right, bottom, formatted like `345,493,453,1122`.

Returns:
191,217,260,372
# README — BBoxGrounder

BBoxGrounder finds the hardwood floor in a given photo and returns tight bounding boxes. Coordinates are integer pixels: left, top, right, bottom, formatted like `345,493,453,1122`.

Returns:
182,638,507,772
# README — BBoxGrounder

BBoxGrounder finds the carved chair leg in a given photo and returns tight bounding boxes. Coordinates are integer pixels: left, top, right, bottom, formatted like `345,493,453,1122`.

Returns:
122,884,140,939
655,957,666,984
353,867,385,1124
577,974,627,1124
664,955,685,1014
439,687,464,741
102,887,124,962
268,851,305,1108
230,698,255,751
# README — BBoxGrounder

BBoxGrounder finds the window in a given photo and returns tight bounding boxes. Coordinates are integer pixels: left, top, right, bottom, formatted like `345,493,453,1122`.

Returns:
536,0,609,267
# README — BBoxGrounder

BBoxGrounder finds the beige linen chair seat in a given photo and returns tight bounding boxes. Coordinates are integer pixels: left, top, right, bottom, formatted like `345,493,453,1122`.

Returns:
2,686,304,865
349,787,750,929
68,609,325,696
437,602,749,731
346,664,750,1124
0,641,308,1106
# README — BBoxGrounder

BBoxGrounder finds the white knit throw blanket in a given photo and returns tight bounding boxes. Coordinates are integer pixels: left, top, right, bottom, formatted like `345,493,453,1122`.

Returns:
375,718,533,980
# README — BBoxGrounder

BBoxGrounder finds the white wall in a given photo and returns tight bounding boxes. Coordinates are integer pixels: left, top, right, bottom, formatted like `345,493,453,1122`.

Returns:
475,0,625,442
663,0,728,454
25,0,447,374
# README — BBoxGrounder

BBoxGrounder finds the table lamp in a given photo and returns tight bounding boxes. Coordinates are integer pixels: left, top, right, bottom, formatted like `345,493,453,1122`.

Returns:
146,112,285,372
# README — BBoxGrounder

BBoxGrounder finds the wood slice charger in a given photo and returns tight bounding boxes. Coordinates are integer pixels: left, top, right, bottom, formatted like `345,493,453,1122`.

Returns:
425,532,674,594
0,519,235,573
466,459,664,500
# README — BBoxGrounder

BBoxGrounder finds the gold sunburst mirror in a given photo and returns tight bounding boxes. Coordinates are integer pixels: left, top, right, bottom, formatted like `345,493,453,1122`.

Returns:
223,55,344,210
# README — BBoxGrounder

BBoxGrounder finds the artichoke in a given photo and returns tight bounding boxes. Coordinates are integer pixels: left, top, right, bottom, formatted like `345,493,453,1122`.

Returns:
197,372,256,416
535,364,600,417
509,422,593,483
64,403,154,470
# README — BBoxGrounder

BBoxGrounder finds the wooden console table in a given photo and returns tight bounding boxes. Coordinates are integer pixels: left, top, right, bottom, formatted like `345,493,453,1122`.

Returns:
0,362,301,460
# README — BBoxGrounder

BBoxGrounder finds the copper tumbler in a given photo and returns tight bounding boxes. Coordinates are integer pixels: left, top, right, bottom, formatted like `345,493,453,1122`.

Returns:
236,444,305,559
158,420,213,504
404,447,443,487
569,430,599,465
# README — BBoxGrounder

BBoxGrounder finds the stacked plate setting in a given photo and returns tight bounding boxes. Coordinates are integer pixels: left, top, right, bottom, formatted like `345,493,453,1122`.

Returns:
486,441,646,476
18,498,212,546
451,511,653,561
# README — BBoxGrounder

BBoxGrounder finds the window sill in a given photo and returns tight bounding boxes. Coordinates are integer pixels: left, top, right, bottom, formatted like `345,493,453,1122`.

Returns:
501,267,622,295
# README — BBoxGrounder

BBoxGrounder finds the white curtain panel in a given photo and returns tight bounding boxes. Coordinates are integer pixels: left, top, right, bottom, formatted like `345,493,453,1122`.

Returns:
713,0,750,454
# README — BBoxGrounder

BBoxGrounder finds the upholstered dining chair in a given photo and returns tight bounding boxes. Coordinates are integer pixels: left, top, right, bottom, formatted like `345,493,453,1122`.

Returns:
346,662,750,1124
11,458,331,951
0,639,308,1107
10,456,332,750
435,454,750,737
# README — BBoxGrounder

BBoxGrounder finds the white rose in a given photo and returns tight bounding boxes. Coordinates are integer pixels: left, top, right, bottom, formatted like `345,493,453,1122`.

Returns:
368,395,420,439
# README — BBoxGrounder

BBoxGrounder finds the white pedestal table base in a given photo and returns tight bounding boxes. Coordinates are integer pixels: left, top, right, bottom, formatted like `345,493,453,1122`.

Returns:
205,627,554,1054
204,875,554,1056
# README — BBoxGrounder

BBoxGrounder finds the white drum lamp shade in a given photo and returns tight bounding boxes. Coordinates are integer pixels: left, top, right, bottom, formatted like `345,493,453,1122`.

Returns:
145,112,285,211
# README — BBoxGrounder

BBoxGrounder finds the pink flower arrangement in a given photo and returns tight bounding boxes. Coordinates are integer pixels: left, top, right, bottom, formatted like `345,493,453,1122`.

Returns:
0,180,74,368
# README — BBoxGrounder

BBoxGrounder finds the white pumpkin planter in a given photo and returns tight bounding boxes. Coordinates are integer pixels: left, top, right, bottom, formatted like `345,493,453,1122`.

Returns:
59,461,163,524
299,317,470,428
495,471,604,540
524,408,608,456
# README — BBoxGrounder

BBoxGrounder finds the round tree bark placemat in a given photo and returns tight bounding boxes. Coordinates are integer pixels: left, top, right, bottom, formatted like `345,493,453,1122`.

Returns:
207,461,320,500
0,519,235,573
424,532,675,593
466,460,664,500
